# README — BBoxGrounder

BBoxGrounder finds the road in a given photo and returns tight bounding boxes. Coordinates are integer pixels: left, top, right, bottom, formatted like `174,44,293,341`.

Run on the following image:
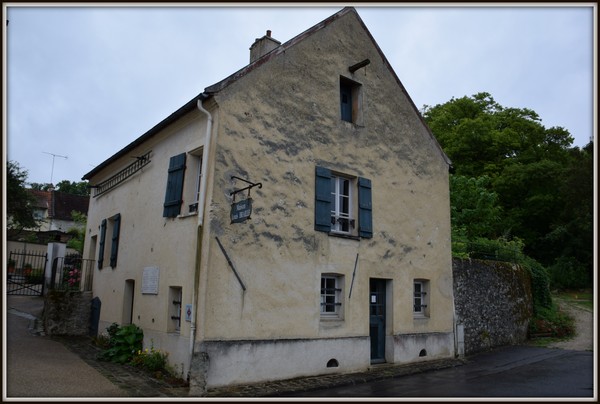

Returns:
290,345,594,398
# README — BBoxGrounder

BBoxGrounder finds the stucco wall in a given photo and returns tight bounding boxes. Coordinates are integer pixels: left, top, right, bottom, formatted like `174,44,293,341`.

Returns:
452,258,533,355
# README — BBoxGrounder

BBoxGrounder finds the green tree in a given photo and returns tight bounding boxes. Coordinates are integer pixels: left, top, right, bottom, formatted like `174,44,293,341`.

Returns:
30,180,90,196
423,92,592,288
7,161,39,231
67,211,87,254
450,175,502,240
55,180,90,196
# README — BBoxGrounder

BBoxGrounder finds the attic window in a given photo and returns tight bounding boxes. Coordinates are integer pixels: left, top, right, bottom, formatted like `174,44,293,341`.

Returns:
340,76,363,125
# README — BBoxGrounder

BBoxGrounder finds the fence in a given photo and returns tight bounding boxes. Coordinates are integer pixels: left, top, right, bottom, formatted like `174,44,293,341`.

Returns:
7,250,48,296
453,241,520,263
49,253,95,292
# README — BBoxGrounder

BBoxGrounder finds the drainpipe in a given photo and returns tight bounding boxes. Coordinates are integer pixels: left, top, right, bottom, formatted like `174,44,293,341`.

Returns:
189,95,213,361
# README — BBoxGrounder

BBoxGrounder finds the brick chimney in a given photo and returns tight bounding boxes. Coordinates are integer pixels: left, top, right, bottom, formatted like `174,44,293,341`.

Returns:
249,30,281,63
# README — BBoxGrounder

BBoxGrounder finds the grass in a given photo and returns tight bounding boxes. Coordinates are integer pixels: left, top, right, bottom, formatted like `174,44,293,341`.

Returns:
554,289,593,311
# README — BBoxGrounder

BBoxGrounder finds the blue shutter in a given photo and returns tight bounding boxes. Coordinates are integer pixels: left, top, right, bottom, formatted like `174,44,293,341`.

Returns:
358,177,373,238
98,219,107,269
340,82,352,122
110,213,121,268
163,153,186,217
315,166,332,232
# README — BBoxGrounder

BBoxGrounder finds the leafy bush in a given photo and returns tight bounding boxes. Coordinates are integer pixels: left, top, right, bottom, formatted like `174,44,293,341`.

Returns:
547,256,589,290
528,303,575,338
99,323,143,364
131,343,168,373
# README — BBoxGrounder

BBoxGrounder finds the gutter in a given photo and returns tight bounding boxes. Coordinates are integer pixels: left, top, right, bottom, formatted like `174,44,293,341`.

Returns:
189,95,213,362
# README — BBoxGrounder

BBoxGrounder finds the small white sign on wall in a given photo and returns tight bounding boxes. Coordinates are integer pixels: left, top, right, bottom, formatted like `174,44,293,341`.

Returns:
142,266,160,294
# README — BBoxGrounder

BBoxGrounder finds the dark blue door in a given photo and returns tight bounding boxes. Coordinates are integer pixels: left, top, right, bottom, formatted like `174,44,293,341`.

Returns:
369,279,386,363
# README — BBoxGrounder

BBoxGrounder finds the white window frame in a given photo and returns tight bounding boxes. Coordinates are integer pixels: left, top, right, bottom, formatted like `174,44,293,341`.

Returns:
184,147,203,215
330,175,355,235
321,275,343,318
413,280,429,317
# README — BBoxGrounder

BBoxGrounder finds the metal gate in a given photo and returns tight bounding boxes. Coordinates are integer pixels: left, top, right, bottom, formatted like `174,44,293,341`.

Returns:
7,250,48,296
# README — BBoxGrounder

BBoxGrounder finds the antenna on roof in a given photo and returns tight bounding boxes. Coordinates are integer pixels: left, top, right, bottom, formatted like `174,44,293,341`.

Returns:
43,151,68,185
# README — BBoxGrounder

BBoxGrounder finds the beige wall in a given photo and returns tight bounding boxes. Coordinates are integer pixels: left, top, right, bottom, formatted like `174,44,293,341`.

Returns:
200,10,452,340
193,10,454,384
83,110,208,373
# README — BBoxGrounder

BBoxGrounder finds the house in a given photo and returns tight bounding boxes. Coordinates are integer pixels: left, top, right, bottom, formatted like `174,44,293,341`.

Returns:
81,7,455,391
7,189,89,251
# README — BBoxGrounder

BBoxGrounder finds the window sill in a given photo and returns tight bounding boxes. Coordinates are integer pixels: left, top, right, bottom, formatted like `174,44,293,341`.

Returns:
328,232,360,241
413,314,430,320
177,211,198,219
320,316,344,323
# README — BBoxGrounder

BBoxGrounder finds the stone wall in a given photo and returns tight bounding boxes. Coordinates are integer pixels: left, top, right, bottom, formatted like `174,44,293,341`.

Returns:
43,290,92,336
452,258,533,355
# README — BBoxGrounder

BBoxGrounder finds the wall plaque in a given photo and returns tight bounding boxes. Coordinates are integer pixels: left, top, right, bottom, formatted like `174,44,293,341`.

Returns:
142,266,160,294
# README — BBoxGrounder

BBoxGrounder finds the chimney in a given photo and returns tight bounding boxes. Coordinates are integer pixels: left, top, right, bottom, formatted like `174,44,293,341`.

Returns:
249,30,281,63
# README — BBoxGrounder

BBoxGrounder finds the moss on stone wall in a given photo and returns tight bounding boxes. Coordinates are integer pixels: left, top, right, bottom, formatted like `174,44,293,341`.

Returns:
453,258,533,355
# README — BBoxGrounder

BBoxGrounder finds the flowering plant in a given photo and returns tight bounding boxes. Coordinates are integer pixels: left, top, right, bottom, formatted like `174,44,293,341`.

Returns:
131,343,168,372
64,267,81,289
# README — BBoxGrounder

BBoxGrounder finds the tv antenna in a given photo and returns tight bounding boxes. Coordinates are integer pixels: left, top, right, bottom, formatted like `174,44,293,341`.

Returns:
43,152,68,185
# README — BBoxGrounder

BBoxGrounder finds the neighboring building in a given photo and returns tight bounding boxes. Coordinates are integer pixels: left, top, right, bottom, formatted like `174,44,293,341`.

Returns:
7,189,89,245
82,7,454,391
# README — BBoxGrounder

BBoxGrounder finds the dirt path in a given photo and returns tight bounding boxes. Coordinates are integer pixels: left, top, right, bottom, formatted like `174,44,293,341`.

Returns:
547,299,594,351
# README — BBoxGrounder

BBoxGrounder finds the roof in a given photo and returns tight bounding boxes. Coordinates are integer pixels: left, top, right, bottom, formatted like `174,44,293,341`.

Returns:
27,189,89,220
83,7,450,181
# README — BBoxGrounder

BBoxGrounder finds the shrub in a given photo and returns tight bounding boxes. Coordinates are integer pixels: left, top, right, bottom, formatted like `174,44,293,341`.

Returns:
131,343,169,373
547,256,589,290
528,303,575,338
99,323,143,364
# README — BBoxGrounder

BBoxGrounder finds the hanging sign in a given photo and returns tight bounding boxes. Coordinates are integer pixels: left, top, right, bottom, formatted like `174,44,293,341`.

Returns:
230,198,253,223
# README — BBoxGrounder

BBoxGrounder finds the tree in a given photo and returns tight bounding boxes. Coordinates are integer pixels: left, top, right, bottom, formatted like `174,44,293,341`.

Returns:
29,180,90,196
450,175,502,240
423,92,592,288
7,161,39,231
67,211,87,253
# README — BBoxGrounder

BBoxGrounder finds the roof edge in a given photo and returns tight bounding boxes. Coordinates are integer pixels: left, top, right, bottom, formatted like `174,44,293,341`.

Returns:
82,92,210,181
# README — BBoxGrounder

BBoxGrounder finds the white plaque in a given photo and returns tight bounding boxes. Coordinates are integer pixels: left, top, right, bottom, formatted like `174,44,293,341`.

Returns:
142,266,160,294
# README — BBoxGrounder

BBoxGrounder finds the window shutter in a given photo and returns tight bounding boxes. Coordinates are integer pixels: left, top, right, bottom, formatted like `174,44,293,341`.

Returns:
315,166,332,232
98,219,107,269
358,177,373,238
110,213,121,268
163,153,187,217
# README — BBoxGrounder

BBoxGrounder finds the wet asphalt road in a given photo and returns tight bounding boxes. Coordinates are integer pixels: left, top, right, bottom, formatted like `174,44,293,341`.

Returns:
289,345,595,398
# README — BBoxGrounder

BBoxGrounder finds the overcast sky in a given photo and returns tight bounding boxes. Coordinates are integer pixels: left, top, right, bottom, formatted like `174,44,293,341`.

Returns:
4,4,595,186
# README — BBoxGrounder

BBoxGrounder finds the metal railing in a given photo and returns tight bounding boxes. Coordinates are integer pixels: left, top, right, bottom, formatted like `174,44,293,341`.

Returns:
92,151,151,197
453,241,520,263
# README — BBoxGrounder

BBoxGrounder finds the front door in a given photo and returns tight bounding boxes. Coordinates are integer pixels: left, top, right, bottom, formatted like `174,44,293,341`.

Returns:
369,278,386,363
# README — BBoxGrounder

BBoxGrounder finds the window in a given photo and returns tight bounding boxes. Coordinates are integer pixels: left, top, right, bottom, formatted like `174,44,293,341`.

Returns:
97,213,121,269
315,166,372,238
185,148,203,214
414,280,429,317
168,286,182,333
340,76,363,124
321,275,343,318
163,149,204,217
331,174,354,233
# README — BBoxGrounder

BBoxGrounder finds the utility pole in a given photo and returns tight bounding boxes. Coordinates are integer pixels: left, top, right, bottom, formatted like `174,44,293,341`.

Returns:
42,152,68,186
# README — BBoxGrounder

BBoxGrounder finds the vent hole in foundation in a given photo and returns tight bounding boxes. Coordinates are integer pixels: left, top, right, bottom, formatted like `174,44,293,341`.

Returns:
419,349,427,357
327,358,339,368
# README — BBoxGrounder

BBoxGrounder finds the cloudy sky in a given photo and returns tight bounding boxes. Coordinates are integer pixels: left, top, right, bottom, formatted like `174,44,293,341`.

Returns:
4,4,595,186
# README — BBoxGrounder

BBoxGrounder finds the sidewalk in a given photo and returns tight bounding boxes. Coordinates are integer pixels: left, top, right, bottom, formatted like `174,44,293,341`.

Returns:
6,295,465,398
